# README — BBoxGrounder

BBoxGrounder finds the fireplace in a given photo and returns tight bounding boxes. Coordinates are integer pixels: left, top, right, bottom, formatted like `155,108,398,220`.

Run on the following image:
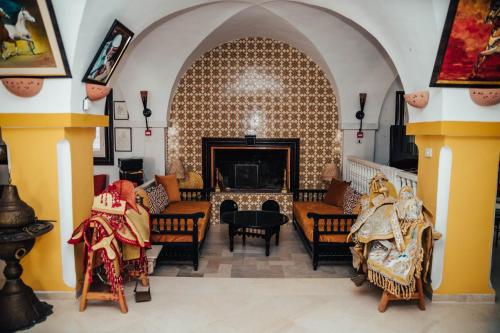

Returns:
202,138,300,193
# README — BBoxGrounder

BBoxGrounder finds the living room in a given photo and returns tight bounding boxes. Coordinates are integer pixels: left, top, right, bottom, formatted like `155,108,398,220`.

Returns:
0,1,499,332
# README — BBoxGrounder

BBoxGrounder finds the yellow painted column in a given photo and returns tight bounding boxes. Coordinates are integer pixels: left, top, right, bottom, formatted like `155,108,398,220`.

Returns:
0,114,107,292
408,121,500,300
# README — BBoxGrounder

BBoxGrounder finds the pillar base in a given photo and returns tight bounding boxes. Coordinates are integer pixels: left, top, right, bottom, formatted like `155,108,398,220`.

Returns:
432,293,496,303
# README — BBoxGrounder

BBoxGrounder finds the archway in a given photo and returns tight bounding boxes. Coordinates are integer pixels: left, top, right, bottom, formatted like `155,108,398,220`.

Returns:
167,37,341,190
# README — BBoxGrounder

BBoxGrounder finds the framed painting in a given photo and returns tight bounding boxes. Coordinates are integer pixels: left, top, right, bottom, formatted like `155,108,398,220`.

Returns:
82,19,133,86
114,127,132,152
93,90,114,165
113,100,129,120
430,0,500,87
0,0,71,78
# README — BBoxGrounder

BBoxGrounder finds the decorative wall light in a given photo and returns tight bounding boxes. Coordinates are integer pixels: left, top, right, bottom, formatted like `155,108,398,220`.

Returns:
85,83,111,101
404,91,429,108
356,93,367,143
469,88,500,106
140,90,152,136
2,78,44,98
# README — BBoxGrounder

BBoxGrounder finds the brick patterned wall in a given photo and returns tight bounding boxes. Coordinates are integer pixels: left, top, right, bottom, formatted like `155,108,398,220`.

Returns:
168,37,341,189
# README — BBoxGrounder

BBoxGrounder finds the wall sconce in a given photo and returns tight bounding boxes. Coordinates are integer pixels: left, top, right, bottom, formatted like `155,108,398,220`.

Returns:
140,90,152,136
355,93,367,143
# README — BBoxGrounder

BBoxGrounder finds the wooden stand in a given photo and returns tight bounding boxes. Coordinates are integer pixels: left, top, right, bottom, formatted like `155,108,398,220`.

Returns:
378,278,426,313
79,224,128,314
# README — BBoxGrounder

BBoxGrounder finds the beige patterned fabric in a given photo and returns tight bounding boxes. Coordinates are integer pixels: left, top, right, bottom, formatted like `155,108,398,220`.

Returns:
349,175,434,299
168,37,341,189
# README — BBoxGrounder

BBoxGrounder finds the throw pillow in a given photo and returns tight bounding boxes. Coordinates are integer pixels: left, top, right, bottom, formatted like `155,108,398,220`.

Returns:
155,174,181,202
324,179,351,207
145,184,169,214
343,186,362,214
134,187,151,210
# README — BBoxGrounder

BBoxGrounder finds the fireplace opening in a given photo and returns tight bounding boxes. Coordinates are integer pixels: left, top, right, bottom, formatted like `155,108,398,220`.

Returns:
215,148,287,191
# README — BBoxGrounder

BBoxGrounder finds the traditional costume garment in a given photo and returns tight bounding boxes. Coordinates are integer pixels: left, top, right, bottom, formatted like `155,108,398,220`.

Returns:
349,174,434,300
69,180,150,295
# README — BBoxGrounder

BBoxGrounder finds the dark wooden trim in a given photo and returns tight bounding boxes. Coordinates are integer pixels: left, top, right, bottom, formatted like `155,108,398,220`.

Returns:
94,91,114,165
202,137,300,194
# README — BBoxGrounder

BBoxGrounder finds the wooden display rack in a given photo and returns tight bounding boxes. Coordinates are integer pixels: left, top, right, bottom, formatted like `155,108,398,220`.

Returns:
79,223,128,313
378,278,426,312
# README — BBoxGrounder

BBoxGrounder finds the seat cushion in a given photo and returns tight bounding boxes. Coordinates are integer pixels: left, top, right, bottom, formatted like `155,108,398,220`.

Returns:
293,201,353,243
155,174,181,202
150,201,211,243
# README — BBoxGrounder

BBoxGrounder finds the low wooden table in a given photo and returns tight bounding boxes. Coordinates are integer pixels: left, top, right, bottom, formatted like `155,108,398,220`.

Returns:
221,210,289,256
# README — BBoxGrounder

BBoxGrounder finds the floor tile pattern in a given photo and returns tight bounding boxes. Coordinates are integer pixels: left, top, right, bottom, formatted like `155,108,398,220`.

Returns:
154,224,354,278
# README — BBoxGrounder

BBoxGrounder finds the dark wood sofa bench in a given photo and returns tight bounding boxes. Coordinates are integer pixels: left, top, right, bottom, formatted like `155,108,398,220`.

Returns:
136,184,211,271
293,189,358,270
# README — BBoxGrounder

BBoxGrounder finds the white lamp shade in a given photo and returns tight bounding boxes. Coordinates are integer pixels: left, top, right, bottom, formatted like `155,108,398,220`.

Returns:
169,158,186,180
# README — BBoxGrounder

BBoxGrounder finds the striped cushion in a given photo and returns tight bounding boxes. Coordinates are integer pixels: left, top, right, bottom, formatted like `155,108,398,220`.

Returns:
145,184,169,214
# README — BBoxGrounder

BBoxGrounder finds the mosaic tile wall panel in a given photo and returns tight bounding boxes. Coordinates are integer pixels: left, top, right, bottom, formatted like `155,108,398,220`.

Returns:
168,37,341,189
210,192,294,224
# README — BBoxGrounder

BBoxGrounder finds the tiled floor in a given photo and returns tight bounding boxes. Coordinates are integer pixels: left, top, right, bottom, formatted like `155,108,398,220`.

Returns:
32,277,500,333
153,224,355,278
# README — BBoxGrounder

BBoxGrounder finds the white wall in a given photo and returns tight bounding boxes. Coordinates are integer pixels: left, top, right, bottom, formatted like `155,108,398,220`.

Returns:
99,1,397,178
374,78,404,165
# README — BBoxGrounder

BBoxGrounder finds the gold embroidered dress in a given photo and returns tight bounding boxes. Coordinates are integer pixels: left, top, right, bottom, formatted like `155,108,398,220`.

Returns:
349,174,434,299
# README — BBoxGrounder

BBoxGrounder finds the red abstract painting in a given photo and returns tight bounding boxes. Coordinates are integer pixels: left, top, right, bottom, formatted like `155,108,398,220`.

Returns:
431,0,500,87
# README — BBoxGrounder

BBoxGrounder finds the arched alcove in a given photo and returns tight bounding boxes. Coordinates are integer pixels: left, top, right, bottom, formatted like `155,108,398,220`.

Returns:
168,37,340,189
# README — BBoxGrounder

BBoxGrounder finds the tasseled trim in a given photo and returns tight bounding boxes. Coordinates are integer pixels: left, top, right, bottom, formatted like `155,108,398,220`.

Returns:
367,247,425,300
368,269,416,300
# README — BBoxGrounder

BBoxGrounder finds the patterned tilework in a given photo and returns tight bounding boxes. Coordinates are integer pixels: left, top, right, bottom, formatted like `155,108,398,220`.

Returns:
210,191,294,224
168,37,341,189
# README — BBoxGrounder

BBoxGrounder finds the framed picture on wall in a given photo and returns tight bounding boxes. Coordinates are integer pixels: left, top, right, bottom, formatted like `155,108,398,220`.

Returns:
114,127,132,152
0,0,71,78
113,101,129,120
430,0,500,87
93,91,114,165
82,19,134,85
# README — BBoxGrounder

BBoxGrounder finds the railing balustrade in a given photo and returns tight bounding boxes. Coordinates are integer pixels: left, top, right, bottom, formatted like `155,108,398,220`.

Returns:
346,156,418,194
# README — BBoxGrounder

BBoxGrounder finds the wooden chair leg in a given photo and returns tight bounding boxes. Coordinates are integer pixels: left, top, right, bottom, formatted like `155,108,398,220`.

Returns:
378,290,390,313
118,289,128,313
79,231,96,312
417,278,426,311
139,272,149,287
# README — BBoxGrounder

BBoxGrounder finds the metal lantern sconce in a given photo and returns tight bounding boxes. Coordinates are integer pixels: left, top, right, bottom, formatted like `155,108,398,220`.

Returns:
140,90,152,136
355,93,367,143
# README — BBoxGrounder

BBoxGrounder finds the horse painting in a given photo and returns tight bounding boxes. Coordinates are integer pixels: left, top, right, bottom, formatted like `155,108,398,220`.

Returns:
0,0,71,77
1,8,36,60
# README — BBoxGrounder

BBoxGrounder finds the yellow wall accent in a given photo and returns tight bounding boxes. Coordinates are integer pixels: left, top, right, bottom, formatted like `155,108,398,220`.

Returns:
0,113,108,128
1,114,107,291
408,121,500,137
409,121,500,297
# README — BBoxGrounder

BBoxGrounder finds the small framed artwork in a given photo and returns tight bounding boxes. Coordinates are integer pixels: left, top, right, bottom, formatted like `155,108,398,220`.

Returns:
115,127,132,152
113,101,129,120
0,0,71,78
430,0,500,87
82,19,134,85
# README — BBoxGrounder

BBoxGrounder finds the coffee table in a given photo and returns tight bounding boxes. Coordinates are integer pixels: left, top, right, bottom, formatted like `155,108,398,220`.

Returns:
220,210,289,256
